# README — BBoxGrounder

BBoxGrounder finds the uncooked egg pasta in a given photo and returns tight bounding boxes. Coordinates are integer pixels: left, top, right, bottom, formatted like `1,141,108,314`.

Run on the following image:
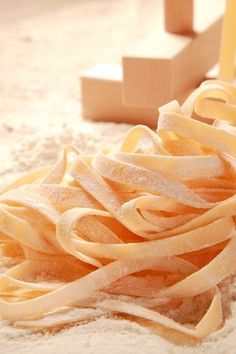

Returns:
1,79,236,338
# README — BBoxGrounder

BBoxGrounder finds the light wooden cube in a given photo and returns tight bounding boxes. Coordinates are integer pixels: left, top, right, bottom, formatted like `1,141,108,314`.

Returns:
81,64,190,126
81,64,159,127
122,2,223,108
164,0,194,34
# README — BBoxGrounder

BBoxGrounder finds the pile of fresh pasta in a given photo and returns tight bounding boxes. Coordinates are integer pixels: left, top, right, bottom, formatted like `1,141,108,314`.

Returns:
1,79,236,338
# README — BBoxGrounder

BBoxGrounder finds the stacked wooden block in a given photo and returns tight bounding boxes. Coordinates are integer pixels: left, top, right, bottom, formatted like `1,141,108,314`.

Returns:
81,0,224,127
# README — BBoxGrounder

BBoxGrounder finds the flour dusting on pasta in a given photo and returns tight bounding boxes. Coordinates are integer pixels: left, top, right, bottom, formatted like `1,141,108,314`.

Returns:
1,80,236,340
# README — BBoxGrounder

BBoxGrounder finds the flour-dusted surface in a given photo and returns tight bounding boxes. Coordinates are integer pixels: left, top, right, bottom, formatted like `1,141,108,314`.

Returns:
0,122,132,183
0,0,235,353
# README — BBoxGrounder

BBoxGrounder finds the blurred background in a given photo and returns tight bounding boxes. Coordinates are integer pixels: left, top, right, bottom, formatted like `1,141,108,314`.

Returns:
0,0,162,127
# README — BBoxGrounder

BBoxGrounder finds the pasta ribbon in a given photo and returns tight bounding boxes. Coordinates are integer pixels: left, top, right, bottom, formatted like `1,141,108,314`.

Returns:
1,80,236,339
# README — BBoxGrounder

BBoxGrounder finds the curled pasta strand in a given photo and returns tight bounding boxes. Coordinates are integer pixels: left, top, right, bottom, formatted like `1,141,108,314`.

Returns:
1,80,236,338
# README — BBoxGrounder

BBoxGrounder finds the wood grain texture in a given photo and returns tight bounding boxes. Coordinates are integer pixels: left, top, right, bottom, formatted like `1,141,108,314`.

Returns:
122,3,223,108
173,17,222,93
164,0,193,34
81,64,159,127
122,31,191,108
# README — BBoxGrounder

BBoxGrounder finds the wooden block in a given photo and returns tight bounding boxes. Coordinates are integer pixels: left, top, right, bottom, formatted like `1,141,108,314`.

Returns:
122,1,223,108
81,64,159,127
81,64,190,126
122,32,192,108
219,0,236,81
164,0,193,34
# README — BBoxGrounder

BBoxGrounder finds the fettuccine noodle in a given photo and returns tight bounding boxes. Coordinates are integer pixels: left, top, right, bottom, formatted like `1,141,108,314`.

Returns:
1,79,236,338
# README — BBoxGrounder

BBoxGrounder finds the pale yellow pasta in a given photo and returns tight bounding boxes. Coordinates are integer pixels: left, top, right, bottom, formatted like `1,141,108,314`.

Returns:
1,79,236,339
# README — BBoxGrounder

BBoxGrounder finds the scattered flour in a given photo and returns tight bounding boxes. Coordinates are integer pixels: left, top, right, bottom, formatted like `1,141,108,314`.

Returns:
0,121,131,182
